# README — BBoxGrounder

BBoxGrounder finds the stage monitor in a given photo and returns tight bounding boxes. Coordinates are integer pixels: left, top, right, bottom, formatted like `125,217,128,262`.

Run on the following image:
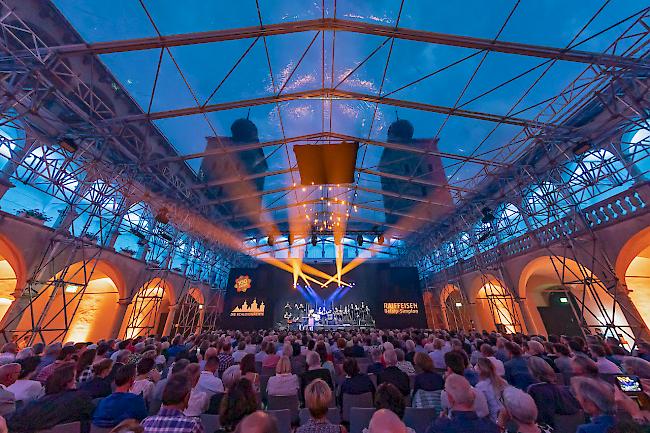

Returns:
223,263,426,329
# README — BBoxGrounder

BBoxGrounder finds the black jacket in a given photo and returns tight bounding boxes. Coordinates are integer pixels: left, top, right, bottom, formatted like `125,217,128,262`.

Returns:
377,366,410,396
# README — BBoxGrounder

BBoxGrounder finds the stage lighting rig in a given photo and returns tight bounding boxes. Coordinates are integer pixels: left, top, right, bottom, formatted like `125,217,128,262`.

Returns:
267,235,275,247
155,207,170,225
311,233,318,246
572,139,592,156
377,234,385,245
480,207,495,224
356,234,364,246
288,233,294,245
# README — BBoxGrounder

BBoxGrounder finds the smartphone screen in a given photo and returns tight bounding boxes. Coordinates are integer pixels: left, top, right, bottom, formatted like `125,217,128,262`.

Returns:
616,375,642,393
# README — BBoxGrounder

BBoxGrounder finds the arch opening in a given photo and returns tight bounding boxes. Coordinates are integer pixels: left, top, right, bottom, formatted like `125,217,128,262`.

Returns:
122,278,171,339
520,256,632,346
475,278,522,333
13,260,121,344
171,287,204,337
441,285,472,331
625,244,650,330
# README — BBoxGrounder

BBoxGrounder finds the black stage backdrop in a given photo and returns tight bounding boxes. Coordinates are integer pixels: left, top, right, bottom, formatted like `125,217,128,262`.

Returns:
223,263,425,329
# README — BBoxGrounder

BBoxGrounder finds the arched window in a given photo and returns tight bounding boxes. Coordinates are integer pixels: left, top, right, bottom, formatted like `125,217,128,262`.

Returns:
521,181,569,229
565,149,632,208
621,122,650,180
496,202,527,242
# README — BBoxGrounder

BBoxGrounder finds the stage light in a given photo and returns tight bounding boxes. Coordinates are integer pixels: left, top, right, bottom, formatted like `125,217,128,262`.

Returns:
288,233,294,245
356,234,364,246
198,304,204,310
455,302,463,307
477,231,492,243
481,207,495,224
58,136,78,153
311,234,318,246
65,284,81,294
573,139,591,156
268,236,275,247
155,207,170,225
378,234,385,245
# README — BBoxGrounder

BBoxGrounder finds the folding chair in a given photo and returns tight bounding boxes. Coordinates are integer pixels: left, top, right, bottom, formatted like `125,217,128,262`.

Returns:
199,414,221,433
404,407,437,433
266,409,292,433
267,394,300,425
341,392,373,423
349,408,375,433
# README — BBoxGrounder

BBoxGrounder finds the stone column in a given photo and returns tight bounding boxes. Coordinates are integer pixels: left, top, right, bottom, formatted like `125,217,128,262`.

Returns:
110,299,131,339
162,304,178,337
517,298,538,335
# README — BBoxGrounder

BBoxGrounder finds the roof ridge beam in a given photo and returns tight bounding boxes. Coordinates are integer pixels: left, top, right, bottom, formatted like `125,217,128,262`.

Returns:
51,18,646,69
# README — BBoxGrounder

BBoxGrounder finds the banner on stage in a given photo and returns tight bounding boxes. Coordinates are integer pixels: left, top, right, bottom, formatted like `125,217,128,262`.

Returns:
383,302,419,314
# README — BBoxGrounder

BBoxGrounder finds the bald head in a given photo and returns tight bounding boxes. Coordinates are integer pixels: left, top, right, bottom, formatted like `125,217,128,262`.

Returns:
235,411,279,433
368,409,407,433
0,363,20,386
445,373,475,409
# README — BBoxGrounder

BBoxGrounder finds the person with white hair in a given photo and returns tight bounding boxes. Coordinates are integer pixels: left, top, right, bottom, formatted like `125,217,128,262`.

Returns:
300,350,334,400
377,348,410,397
571,377,617,433
497,387,552,433
425,374,499,433
222,364,242,392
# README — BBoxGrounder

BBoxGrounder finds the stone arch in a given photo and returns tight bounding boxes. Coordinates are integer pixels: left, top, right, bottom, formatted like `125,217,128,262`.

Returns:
0,234,26,322
519,256,632,343
121,277,173,339
440,284,472,331
13,259,122,344
470,274,522,333
614,227,650,331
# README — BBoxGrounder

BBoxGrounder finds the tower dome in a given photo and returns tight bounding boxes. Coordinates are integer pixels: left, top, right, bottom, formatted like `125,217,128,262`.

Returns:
231,118,259,143
387,119,414,142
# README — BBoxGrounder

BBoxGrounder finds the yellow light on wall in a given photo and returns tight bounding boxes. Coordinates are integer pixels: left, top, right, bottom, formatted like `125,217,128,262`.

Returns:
198,304,204,310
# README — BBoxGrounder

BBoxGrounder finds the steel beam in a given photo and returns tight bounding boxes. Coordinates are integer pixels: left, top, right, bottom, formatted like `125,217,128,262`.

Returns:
355,185,456,208
158,131,507,168
190,168,295,190
50,18,646,69
240,215,416,233
108,88,542,127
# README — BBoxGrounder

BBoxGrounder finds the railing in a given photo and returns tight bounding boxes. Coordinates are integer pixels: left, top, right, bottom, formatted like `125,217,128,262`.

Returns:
421,182,650,286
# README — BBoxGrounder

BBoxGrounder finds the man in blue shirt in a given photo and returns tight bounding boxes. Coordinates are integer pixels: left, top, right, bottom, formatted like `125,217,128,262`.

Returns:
426,374,499,433
572,377,617,433
504,342,535,390
92,363,148,428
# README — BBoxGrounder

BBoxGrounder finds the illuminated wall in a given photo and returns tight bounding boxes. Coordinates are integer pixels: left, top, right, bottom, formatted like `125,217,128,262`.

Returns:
625,245,650,329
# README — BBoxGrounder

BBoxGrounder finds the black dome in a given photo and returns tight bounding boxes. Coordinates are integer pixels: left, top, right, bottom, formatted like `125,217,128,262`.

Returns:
387,119,414,142
231,118,259,143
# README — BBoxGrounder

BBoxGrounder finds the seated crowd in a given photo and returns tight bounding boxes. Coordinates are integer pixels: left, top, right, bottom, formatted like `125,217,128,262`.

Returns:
0,328,646,433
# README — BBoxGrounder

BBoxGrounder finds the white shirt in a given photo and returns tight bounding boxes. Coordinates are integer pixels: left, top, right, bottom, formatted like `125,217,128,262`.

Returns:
232,350,247,363
267,373,299,397
596,357,622,374
131,379,155,403
183,388,209,417
429,350,446,370
196,370,224,396
0,353,15,365
7,379,43,402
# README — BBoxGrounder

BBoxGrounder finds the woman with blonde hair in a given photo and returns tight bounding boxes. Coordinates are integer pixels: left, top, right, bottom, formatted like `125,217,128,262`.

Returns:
266,356,299,397
297,379,346,433
475,357,508,422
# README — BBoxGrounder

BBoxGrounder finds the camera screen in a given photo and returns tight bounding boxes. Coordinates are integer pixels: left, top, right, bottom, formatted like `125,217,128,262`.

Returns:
616,375,642,393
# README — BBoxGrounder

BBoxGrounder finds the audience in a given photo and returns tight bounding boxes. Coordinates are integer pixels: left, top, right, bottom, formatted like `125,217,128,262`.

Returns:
366,383,414,433
504,342,535,390
367,348,384,374
0,363,19,416
526,356,580,428
301,351,334,398
197,355,224,396
142,373,203,433
267,356,299,397
367,409,407,433
377,349,410,397
498,387,551,433
8,363,94,432
235,411,280,433
183,363,209,417
411,352,444,408
79,358,113,398
571,376,617,433
240,353,260,392
426,374,499,433
1,327,649,433
339,357,375,404
218,378,258,432
475,357,508,422
7,357,43,402
93,363,148,428
297,379,343,433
